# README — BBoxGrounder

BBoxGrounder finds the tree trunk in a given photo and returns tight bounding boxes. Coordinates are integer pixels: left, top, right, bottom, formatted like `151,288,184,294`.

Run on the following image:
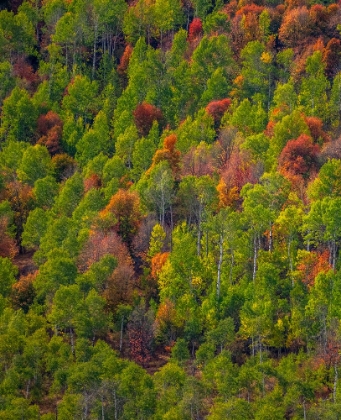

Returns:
217,233,223,300
334,362,338,403
253,233,258,283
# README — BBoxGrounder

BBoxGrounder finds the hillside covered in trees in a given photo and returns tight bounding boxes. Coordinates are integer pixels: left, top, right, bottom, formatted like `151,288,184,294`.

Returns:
0,0,341,418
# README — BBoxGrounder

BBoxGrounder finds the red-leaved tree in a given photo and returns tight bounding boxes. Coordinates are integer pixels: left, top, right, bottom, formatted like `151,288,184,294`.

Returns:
188,18,203,42
279,134,320,180
133,102,163,137
206,98,231,128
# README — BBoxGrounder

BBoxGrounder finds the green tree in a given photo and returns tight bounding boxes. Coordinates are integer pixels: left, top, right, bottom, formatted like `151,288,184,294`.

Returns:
299,51,329,120
18,145,53,186
0,257,17,297
0,87,37,143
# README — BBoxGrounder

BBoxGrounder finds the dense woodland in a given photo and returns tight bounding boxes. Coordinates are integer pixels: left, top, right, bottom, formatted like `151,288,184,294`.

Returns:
0,0,341,418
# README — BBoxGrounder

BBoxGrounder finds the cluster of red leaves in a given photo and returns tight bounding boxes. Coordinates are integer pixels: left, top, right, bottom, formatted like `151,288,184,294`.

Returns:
133,102,163,137
37,111,63,155
13,56,39,91
188,18,203,42
220,147,259,194
206,98,231,127
279,134,320,181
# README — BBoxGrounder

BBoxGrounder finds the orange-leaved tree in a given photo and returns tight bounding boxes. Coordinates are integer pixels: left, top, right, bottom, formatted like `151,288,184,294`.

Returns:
100,189,142,247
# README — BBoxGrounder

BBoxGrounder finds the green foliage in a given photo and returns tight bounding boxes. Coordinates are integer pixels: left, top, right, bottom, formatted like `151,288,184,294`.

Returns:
1,0,341,416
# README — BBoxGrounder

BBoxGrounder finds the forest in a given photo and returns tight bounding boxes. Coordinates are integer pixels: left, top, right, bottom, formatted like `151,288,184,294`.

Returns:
0,0,341,418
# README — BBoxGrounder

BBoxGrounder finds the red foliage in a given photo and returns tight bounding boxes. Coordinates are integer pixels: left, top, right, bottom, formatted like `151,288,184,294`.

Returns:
133,102,163,137
220,147,259,194
117,44,133,75
305,116,330,144
37,111,62,135
188,18,203,42
13,56,38,91
37,111,63,155
279,134,320,180
222,1,238,19
84,174,101,192
206,98,231,127
323,38,341,79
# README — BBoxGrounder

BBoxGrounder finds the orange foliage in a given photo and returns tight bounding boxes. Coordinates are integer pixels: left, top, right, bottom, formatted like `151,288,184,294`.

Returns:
236,4,264,16
117,44,133,75
279,7,312,47
216,178,239,209
296,250,331,288
11,272,36,311
264,120,276,137
155,299,177,335
100,189,142,246
151,252,169,279
151,134,181,177
4,181,34,239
